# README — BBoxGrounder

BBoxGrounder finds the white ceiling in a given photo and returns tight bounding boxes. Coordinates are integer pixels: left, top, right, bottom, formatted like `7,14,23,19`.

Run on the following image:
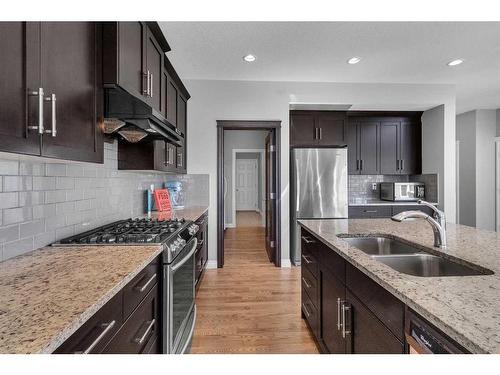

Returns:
159,22,500,114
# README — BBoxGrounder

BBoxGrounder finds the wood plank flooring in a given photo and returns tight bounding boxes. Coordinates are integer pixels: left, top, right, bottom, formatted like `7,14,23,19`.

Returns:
191,213,319,354
235,210,264,227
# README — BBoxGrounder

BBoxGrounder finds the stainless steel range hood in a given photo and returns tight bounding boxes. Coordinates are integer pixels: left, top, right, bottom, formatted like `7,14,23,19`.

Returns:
104,87,182,146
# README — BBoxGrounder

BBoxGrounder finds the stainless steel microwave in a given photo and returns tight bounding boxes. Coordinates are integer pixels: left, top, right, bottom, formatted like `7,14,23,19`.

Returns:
380,182,425,202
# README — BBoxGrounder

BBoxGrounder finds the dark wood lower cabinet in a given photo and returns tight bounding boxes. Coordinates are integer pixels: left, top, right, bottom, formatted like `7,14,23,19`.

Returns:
195,212,208,290
55,256,161,354
349,204,435,219
346,290,404,354
301,228,406,354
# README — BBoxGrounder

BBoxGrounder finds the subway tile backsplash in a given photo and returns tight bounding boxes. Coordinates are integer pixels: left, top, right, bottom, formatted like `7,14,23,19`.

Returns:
349,174,438,203
0,140,209,262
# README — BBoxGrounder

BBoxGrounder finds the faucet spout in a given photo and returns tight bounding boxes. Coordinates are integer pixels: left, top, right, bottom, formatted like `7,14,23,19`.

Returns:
391,204,447,248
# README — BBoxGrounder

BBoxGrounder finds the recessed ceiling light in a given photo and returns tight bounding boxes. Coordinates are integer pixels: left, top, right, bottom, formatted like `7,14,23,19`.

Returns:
243,54,256,62
447,59,464,66
347,57,361,65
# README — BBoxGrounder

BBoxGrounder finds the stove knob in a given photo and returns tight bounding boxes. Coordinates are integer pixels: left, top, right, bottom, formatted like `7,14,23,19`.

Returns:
179,238,187,247
189,224,200,235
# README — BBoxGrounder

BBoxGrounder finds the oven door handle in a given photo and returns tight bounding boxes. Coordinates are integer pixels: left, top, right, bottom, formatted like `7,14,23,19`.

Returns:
171,238,198,272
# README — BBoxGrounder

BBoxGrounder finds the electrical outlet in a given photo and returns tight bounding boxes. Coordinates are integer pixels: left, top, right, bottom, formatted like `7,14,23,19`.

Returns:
372,183,377,191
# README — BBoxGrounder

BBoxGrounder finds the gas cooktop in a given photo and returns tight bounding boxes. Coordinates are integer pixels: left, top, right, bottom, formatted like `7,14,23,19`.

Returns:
56,218,189,245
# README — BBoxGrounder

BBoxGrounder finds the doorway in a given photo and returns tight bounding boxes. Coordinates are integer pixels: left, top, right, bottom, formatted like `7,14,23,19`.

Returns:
217,121,281,268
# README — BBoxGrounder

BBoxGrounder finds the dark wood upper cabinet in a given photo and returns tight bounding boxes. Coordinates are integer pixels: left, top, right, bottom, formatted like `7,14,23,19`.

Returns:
166,77,178,126
40,22,103,163
400,121,422,174
0,22,40,156
290,111,316,146
347,122,358,174
290,111,347,147
355,121,379,174
145,27,163,112
316,112,346,146
379,121,400,174
0,22,103,163
177,94,187,137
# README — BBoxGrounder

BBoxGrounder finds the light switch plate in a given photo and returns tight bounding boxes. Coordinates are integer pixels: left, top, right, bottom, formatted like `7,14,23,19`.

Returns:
372,183,377,191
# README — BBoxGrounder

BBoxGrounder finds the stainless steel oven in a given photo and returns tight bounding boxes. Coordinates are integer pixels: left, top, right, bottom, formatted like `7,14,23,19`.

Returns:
163,236,198,354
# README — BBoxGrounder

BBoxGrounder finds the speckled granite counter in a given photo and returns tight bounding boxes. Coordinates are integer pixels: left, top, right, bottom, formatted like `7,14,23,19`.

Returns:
141,205,208,221
298,218,500,353
0,244,163,353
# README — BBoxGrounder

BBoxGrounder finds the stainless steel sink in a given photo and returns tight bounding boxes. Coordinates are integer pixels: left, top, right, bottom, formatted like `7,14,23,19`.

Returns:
340,236,422,255
340,235,493,277
371,254,493,277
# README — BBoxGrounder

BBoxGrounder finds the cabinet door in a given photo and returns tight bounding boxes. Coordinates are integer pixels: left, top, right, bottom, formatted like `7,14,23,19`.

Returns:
321,270,346,353
358,121,379,174
117,22,146,100
290,112,316,147
346,290,404,354
145,28,163,112
379,121,400,174
347,123,359,174
166,76,178,126
177,94,187,136
176,143,186,173
40,22,103,163
316,112,346,146
0,22,41,155
400,121,422,174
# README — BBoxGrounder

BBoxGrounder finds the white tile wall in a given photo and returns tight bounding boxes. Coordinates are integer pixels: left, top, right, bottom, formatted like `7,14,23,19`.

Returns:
0,140,208,262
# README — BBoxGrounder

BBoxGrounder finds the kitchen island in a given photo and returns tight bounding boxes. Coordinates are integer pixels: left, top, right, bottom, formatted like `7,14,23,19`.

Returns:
299,218,500,354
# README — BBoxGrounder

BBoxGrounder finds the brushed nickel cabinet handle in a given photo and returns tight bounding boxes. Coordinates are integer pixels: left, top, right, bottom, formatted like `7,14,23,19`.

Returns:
301,254,313,264
341,303,351,338
149,72,153,98
77,320,116,354
44,93,57,137
28,87,44,134
133,319,156,345
134,273,157,293
337,298,342,331
301,236,316,244
142,72,149,96
302,303,311,318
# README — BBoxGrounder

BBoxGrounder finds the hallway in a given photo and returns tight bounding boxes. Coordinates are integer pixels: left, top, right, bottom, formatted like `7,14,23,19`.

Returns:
191,213,319,353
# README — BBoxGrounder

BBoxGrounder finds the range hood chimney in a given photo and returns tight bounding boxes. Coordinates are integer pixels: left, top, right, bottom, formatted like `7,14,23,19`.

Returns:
104,87,182,146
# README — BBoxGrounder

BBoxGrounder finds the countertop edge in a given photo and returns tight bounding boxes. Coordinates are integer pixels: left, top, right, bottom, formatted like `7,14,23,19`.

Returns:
297,220,488,354
37,246,163,354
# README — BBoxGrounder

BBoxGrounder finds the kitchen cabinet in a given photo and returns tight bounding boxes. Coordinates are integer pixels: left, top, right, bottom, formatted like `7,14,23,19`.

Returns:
0,22,104,163
55,256,161,354
195,212,209,290
348,120,380,174
164,58,190,137
290,111,347,147
379,121,400,174
103,22,169,111
300,228,405,354
349,204,435,218
399,121,422,174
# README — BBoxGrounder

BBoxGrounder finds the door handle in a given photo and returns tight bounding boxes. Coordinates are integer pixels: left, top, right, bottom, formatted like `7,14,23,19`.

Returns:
133,319,156,345
28,88,44,134
360,159,363,170
302,303,311,318
302,277,312,289
149,72,153,98
341,303,351,338
301,236,316,244
76,320,116,354
301,254,314,264
337,298,342,331
401,159,404,171
44,93,57,137
142,72,149,96
318,127,322,140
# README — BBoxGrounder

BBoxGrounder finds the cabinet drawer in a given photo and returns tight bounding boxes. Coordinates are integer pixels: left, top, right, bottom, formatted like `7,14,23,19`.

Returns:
349,205,392,218
54,290,123,353
301,230,319,278
123,257,160,320
103,284,159,354
301,292,319,339
301,266,318,309
391,205,434,217
346,263,404,341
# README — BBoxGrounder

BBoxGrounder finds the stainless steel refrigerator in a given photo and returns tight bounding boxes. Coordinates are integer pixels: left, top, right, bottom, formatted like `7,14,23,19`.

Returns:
290,148,348,265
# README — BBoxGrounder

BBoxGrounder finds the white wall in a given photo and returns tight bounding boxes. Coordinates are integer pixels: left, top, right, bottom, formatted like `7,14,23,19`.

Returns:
497,109,500,136
185,79,456,266
475,110,497,230
223,130,268,226
456,111,477,226
455,109,497,230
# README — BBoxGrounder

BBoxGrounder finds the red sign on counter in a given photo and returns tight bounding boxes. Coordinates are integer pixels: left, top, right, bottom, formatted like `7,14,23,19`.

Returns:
153,189,173,213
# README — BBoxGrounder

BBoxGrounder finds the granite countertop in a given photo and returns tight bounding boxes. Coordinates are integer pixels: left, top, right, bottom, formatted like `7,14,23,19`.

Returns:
0,206,208,354
0,244,163,353
142,205,208,221
298,218,500,354
349,200,438,206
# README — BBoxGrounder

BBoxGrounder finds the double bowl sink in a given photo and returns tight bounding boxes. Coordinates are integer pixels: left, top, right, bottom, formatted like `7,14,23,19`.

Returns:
339,236,493,277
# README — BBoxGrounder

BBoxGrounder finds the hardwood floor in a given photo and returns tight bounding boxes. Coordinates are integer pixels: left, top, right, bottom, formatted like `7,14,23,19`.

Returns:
191,213,319,354
235,210,263,227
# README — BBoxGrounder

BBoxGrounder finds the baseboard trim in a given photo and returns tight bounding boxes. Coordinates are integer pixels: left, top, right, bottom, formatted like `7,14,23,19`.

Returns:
225,223,236,228
206,260,218,269
280,259,291,268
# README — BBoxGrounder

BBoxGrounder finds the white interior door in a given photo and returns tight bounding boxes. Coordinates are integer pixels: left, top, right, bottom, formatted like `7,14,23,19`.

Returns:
235,158,258,210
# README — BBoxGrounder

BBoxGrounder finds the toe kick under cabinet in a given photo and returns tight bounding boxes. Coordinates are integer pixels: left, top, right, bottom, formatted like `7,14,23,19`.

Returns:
54,256,161,354
300,228,405,354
